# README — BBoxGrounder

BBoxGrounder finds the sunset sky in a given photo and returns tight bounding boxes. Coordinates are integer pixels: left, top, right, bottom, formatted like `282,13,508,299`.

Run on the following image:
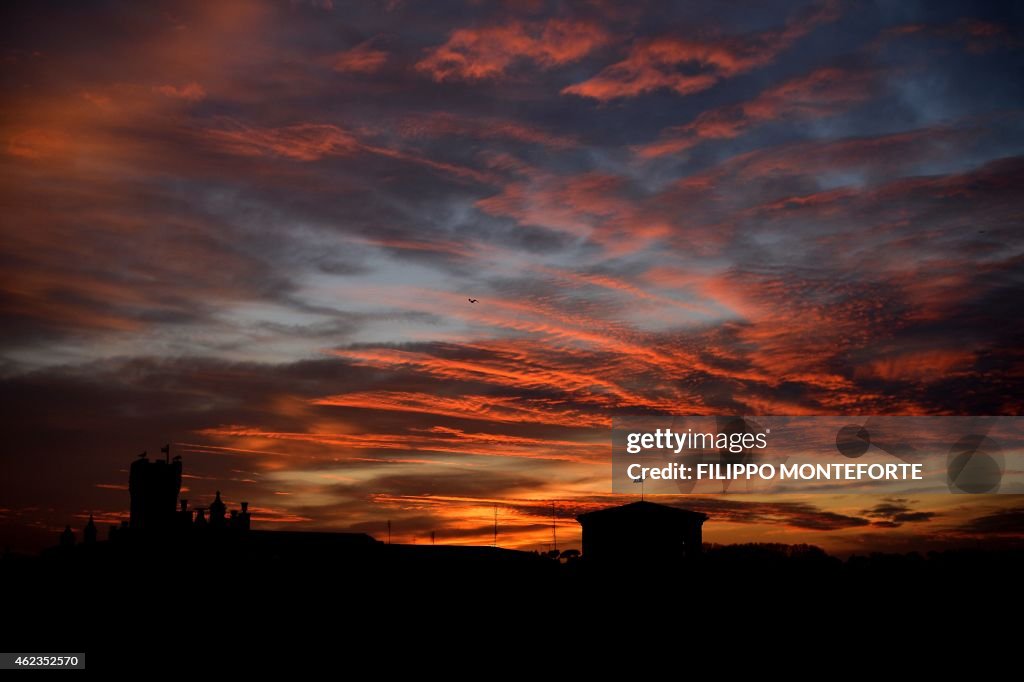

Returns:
2,0,1023,555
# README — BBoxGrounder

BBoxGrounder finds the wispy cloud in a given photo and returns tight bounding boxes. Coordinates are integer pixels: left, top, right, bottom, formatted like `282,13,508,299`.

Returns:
564,0,841,100
417,19,610,81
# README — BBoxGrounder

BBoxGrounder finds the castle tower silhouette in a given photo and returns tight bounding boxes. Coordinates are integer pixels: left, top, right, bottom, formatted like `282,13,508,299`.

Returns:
128,452,182,530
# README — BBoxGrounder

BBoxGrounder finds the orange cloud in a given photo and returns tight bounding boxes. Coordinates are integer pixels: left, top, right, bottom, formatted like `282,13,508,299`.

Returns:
246,505,313,523
416,19,610,81
6,128,73,160
328,42,388,73
639,265,892,404
312,391,610,427
564,0,840,100
331,346,632,405
199,424,601,462
857,350,976,382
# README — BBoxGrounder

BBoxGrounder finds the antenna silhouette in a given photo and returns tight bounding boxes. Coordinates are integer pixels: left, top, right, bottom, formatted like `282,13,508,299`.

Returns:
493,505,497,548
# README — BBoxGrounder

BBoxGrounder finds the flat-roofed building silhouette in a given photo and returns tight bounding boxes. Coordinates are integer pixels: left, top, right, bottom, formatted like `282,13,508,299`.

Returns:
576,501,708,564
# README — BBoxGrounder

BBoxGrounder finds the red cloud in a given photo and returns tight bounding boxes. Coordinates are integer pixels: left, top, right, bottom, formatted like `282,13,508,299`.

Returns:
199,423,601,463
416,19,610,81
312,391,609,427
637,66,877,157
564,0,840,100
562,38,726,100
328,42,388,73
203,121,360,160
201,119,493,182
6,128,73,160
857,349,976,382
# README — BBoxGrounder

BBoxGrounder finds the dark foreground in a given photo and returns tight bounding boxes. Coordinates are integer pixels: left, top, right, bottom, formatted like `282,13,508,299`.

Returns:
3,539,1021,670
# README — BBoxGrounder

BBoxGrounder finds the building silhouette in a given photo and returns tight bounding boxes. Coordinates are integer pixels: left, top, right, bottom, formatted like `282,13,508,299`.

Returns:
128,451,182,530
55,449,546,578
576,500,707,564
55,449,720,574
123,449,253,535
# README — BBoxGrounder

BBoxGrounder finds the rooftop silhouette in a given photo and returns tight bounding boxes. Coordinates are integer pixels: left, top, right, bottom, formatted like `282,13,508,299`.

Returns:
577,500,708,564
21,448,1021,595
50,448,577,571
49,448,721,572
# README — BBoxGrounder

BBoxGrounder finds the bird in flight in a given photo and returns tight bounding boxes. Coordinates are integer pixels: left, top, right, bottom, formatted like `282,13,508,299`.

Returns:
468,298,478,303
